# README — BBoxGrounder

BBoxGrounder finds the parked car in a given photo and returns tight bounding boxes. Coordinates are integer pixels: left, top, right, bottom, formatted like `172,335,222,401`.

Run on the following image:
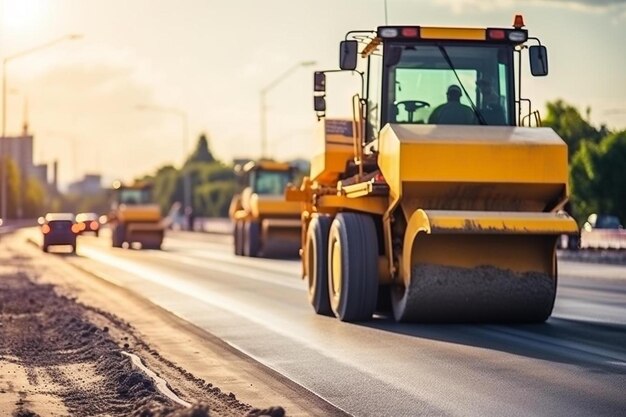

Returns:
76,212,101,237
583,214,623,231
41,213,79,253
581,213,626,249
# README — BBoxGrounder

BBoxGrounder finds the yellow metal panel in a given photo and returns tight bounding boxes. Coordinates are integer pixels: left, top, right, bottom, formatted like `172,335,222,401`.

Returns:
400,209,566,287
243,160,292,173
423,210,579,234
118,204,161,223
310,119,355,185
378,124,570,217
318,195,387,215
420,27,486,41
251,194,301,218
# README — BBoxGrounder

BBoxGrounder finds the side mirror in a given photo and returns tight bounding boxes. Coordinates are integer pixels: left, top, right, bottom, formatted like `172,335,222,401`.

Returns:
386,46,403,67
529,45,548,76
314,71,326,92
314,96,326,112
339,40,358,70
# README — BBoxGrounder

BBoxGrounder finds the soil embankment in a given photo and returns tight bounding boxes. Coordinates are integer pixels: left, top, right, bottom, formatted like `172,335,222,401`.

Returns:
0,240,285,417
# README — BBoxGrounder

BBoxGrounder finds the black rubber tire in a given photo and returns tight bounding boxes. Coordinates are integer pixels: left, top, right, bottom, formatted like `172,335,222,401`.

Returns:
244,221,261,257
328,213,379,322
305,215,333,315
95,230,100,238
234,221,244,256
112,225,125,248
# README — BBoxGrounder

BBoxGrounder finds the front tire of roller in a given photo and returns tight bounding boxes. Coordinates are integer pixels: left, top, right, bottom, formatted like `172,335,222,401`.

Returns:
244,221,260,257
328,213,379,322
112,225,125,248
305,215,332,316
234,220,244,256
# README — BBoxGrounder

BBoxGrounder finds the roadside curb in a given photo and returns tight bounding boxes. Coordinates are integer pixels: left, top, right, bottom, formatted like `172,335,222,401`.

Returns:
558,250,626,266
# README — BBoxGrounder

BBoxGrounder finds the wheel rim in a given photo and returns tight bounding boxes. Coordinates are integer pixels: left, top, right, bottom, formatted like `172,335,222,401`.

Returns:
329,233,342,307
306,235,316,298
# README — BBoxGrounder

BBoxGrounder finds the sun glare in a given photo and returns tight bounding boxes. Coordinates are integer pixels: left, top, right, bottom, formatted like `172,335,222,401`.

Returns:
2,0,49,35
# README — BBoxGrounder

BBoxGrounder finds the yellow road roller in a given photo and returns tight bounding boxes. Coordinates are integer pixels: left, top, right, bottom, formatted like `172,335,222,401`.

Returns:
287,16,578,322
230,160,302,257
108,180,164,249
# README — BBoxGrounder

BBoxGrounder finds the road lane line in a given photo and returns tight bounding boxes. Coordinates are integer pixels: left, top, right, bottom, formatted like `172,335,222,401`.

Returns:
147,249,303,291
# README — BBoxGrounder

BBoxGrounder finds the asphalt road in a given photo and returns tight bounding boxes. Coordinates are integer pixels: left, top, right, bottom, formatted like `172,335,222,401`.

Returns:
22,229,626,417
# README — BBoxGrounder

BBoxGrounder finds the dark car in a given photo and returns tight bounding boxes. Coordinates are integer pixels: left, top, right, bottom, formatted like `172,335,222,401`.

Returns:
76,212,101,237
41,213,79,253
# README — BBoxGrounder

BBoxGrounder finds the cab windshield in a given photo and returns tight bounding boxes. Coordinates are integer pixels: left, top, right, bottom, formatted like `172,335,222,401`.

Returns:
252,170,292,195
382,43,514,126
119,188,152,205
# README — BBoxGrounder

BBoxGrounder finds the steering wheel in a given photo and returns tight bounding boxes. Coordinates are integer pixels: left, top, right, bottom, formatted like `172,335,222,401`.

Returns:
394,100,430,123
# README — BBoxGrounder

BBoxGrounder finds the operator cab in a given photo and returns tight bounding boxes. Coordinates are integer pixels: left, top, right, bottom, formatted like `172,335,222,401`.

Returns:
314,15,549,141
238,161,296,196
112,180,153,207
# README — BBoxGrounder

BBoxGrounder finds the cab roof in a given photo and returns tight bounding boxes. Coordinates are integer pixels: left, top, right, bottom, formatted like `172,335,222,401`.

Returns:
45,213,75,222
238,159,293,174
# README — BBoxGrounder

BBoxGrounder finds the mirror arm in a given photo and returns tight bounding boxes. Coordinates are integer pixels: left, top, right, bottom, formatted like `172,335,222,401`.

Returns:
344,30,375,41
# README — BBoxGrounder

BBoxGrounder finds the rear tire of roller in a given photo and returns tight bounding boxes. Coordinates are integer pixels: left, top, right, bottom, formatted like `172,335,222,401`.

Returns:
306,215,332,316
328,213,379,322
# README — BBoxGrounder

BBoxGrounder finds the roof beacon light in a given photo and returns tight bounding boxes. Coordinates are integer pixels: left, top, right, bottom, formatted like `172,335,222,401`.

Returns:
379,27,399,38
513,14,525,29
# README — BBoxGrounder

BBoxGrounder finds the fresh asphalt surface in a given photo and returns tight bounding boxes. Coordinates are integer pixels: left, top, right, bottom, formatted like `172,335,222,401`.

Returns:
26,229,626,417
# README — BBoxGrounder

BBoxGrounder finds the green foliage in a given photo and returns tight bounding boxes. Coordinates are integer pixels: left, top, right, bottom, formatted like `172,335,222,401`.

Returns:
149,134,236,218
0,157,22,218
152,165,179,213
543,100,608,158
569,130,626,224
22,178,46,218
194,181,237,217
185,133,215,164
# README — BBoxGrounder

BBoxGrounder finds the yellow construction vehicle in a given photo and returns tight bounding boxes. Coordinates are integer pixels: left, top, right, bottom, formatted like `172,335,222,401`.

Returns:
108,180,164,249
288,16,578,322
230,160,302,257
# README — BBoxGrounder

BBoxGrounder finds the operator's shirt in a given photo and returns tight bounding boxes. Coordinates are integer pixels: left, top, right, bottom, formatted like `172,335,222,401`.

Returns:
428,102,477,125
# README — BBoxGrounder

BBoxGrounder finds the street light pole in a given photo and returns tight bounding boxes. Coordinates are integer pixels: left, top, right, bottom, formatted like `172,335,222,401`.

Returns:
0,34,82,220
136,105,191,223
259,60,316,158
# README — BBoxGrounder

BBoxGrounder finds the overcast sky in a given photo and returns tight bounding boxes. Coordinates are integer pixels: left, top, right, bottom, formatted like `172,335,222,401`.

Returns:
1,0,624,185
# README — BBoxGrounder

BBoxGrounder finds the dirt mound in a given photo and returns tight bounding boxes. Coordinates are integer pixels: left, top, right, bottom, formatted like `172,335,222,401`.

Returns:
0,268,284,417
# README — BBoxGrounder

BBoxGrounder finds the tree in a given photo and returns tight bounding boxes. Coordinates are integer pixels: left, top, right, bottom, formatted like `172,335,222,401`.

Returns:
185,133,215,164
152,165,179,214
543,100,608,158
22,178,45,218
0,157,21,218
570,130,626,224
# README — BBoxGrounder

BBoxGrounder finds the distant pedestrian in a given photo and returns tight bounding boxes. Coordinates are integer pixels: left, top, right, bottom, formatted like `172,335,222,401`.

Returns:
185,207,195,231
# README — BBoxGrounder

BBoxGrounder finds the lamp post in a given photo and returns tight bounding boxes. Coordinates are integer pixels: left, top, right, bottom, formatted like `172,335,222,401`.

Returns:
259,60,316,158
1,34,82,220
136,105,191,225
